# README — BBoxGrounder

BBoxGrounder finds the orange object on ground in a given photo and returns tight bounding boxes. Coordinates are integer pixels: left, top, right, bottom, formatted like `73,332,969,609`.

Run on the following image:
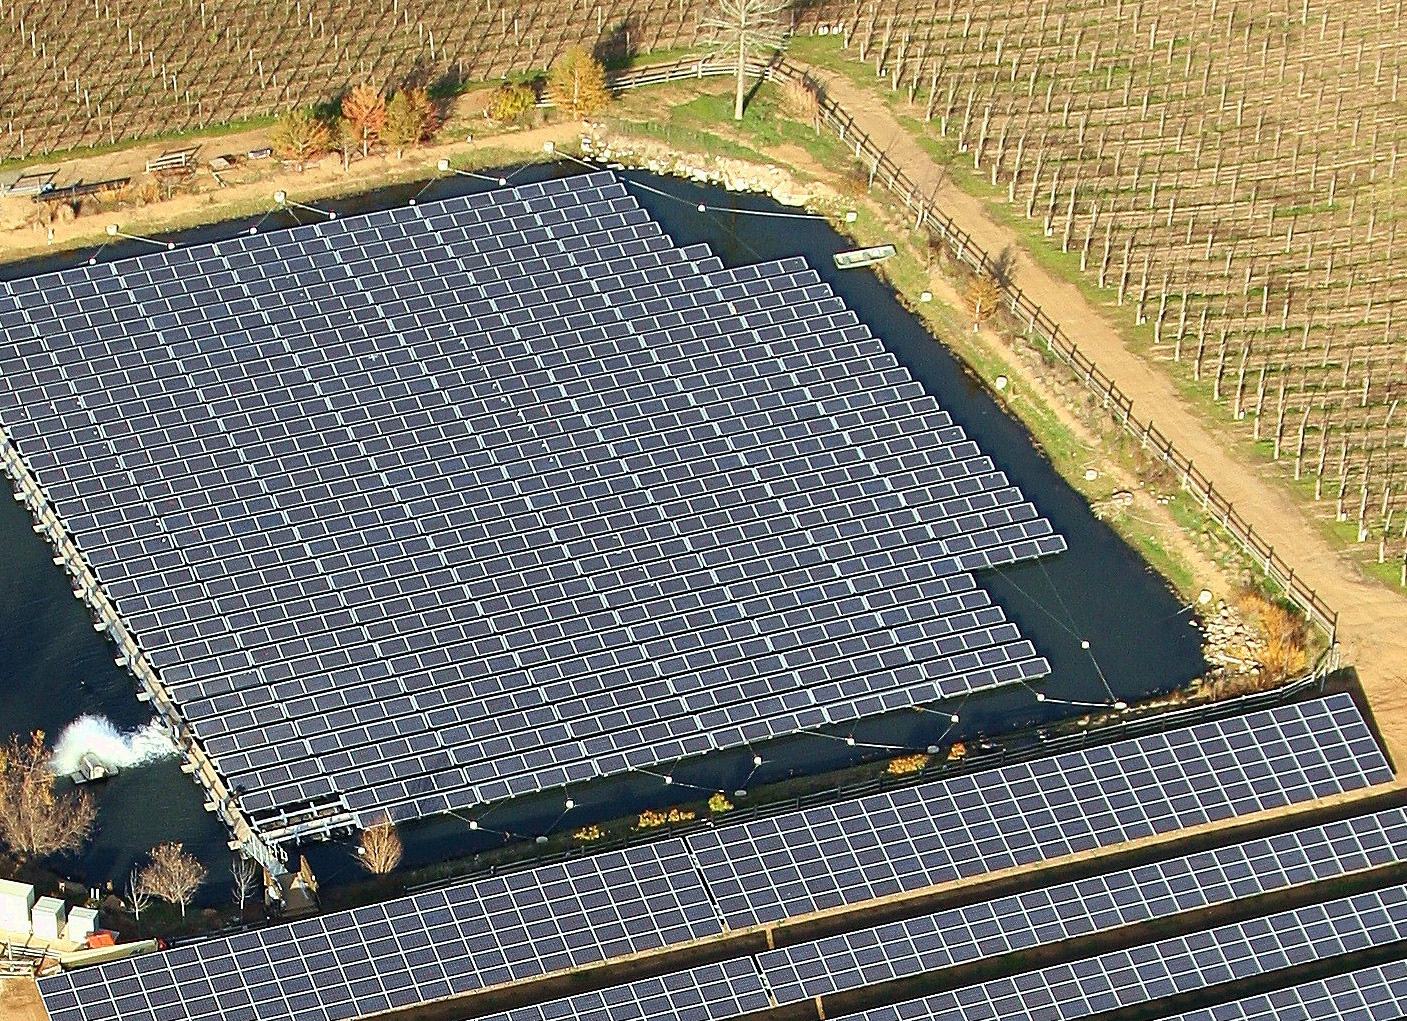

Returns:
85,932,115,949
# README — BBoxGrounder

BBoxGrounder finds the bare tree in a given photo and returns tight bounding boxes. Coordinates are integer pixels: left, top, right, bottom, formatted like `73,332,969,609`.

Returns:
128,866,153,927
358,815,403,875
700,0,788,120
231,856,260,912
0,730,96,861
138,842,208,917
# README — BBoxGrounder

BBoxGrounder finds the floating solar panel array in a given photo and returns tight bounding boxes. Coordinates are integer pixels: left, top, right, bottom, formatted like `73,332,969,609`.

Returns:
760,804,1407,1003
0,170,1065,834
688,693,1392,927
36,839,722,1021
832,883,1407,1021
1163,960,1407,1021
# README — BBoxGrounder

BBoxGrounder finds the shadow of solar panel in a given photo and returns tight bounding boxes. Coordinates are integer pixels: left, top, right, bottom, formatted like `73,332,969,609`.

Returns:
1164,959,1407,1021
759,805,1407,1003
829,883,1407,1021
0,171,1066,834
687,694,1392,928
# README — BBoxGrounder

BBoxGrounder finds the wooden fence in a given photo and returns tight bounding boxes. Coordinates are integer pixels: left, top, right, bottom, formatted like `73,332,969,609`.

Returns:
604,54,1340,649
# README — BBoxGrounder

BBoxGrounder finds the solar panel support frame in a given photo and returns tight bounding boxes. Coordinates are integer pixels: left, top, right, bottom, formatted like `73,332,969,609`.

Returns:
0,420,299,877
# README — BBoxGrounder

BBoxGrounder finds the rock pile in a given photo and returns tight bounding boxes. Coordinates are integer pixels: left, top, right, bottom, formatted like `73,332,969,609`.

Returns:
580,130,828,209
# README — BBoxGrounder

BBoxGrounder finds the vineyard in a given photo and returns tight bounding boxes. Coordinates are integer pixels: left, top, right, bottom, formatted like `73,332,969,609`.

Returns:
0,0,708,160
6,0,1407,579
784,0,1407,576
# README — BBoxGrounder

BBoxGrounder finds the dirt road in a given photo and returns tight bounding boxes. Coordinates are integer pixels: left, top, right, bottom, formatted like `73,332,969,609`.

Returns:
799,63,1407,759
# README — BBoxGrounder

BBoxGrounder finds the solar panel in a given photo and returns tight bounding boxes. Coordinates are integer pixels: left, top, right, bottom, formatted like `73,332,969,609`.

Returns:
0,170,1067,837
831,883,1407,1021
1162,959,1407,1021
687,694,1392,928
760,804,1407,1002
36,838,721,1021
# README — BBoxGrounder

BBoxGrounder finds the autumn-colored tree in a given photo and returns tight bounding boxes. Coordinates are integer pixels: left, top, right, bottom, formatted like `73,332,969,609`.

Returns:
358,814,403,874
0,730,95,861
548,47,610,120
383,87,437,157
137,842,208,916
331,116,358,172
965,273,1002,330
271,107,330,171
340,83,386,158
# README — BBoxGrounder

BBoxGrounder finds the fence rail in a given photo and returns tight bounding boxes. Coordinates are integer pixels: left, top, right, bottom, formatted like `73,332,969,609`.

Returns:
603,54,1339,648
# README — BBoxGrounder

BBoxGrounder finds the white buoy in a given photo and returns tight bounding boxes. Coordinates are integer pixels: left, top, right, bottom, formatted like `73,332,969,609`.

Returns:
994,374,1008,391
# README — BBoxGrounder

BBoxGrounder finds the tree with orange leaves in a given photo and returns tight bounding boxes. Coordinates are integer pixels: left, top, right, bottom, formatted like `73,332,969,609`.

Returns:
341,83,386,158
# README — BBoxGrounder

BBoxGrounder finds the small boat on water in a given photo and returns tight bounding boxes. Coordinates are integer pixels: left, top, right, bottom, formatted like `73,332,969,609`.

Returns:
834,244,897,270
69,752,118,785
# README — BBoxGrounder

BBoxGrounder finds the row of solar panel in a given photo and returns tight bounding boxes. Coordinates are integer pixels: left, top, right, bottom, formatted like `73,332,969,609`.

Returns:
3,172,611,300
21,264,1007,660
0,190,648,372
21,274,934,607
689,694,1391,927
760,803,1407,1002
13,250,900,641
33,694,1398,1021
188,570,997,752
834,884,1407,1021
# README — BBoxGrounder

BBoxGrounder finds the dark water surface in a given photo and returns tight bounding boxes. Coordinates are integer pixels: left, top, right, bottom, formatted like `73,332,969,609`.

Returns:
0,164,1205,895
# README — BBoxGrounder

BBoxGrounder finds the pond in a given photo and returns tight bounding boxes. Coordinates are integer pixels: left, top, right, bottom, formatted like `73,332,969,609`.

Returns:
0,162,1206,898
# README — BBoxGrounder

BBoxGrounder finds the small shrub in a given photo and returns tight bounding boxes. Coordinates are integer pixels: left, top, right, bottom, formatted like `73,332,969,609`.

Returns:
1237,590,1309,681
573,824,604,842
945,741,967,761
636,808,697,829
708,793,734,814
837,163,870,199
886,753,931,776
489,82,537,123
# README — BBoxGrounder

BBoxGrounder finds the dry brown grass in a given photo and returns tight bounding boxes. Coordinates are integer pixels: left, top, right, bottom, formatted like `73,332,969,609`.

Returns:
1237,590,1310,682
779,78,822,127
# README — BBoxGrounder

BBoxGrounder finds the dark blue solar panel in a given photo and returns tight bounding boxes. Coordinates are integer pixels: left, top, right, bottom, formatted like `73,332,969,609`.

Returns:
0,171,1064,834
688,694,1392,927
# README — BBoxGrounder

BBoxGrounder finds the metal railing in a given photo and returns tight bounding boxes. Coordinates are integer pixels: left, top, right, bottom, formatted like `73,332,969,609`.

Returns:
603,53,1339,648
